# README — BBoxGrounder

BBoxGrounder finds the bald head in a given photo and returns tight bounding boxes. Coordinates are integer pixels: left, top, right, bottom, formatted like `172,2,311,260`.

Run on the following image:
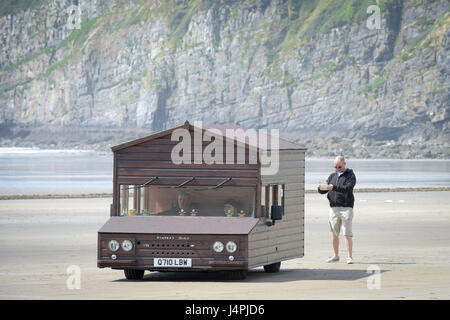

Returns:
334,156,346,172
178,191,191,210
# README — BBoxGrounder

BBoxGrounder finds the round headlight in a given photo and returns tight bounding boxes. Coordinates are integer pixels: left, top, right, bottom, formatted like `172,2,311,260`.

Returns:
108,240,119,252
122,240,133,252
213,241,224,253
226,241,237,253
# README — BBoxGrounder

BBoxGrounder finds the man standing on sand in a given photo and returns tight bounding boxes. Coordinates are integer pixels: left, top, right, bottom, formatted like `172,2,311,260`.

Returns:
318,156,357,264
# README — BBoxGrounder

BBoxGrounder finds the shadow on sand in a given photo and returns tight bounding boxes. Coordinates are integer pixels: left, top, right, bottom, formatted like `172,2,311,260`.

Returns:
113,267,390,283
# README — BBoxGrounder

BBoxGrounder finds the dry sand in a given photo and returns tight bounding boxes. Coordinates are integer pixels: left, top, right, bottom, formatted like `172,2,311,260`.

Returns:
0,191,449,299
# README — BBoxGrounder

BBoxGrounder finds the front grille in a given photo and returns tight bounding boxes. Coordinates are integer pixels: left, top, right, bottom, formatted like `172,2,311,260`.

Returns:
140,242,191,248
137,239,206,257
143,250,195,256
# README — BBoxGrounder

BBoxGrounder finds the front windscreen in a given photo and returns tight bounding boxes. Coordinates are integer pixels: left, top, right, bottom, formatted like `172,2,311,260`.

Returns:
119,185,255,217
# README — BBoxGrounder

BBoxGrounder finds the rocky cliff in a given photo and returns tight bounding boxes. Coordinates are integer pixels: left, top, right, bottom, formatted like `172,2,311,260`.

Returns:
0,0,449,158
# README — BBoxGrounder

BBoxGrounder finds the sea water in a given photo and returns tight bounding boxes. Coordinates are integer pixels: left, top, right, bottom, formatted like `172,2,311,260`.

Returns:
0,148,112,195
0,148,449,195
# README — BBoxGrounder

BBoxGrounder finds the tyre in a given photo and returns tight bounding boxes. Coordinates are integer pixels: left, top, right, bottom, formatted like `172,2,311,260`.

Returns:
228,270,248,280
264,262,281,273
124,269,145,280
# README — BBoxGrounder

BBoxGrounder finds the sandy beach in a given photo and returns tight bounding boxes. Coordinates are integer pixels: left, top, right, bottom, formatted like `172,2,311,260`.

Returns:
0,191,449,299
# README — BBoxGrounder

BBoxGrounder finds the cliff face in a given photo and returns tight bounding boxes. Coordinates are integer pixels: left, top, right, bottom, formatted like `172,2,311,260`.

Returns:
0,0,449,157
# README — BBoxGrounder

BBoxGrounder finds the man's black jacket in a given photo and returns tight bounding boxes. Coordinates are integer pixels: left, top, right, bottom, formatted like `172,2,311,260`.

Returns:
318,168,357,208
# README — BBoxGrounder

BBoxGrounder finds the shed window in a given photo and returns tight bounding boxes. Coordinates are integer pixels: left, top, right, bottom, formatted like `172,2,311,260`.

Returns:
118,185,255,217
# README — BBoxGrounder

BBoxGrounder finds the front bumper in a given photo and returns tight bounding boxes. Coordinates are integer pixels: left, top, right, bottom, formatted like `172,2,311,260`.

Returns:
97,257,247,271
97,259,137,268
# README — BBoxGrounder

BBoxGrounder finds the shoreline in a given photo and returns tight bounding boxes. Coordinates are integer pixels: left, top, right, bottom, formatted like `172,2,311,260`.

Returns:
1,187,449,200
1,147,450,161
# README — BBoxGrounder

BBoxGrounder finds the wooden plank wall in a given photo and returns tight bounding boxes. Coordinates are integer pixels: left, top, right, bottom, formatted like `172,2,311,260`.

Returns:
113,131,260,215
248,149,305,268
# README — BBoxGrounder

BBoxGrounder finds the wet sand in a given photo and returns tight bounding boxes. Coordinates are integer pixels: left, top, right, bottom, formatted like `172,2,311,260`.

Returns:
0,191,449,299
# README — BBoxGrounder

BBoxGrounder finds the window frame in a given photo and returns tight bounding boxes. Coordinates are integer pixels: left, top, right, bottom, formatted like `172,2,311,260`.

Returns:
261,183,285,219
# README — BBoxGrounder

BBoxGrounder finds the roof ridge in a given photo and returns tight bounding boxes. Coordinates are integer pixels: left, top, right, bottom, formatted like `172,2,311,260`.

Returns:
111,121,306,152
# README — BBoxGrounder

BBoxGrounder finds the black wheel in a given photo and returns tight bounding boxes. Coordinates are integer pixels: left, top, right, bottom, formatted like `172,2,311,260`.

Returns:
124,269,145,280
228,270,248,280
264,262,281,273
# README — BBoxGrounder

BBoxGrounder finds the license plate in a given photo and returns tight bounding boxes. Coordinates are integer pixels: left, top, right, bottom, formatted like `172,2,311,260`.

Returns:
153,258,192,268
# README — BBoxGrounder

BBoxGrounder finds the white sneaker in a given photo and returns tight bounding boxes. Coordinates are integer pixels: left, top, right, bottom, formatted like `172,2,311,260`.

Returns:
326,256,339,263
346,257,354,264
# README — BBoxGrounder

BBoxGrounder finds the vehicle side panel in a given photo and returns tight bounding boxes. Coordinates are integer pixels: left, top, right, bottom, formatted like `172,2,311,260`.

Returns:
249,149,305,268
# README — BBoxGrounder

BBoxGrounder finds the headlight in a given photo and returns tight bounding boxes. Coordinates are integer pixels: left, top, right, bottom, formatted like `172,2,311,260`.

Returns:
213,241,224,253
108,240,119,252
226,241,237,253
122,240,133,252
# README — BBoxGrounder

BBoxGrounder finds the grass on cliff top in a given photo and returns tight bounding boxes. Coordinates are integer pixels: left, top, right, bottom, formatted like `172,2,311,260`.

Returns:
110,0,390,55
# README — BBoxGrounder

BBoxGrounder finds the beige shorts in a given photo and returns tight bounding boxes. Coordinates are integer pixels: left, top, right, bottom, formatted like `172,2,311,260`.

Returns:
329,207,353,237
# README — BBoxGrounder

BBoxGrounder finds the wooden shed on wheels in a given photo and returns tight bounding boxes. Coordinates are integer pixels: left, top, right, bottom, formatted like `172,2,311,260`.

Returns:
98,121,306,280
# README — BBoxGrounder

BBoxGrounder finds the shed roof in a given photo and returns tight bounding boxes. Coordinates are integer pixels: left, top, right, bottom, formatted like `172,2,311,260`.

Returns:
112,121,306,152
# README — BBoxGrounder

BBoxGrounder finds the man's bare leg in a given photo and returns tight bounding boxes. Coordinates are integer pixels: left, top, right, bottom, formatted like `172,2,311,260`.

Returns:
344,235,353,258
333,235,339,257
326,235,340,262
